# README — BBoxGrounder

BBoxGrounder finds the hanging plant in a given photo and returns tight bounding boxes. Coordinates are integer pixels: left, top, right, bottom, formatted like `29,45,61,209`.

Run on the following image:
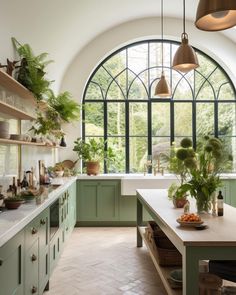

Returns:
12,37,53,101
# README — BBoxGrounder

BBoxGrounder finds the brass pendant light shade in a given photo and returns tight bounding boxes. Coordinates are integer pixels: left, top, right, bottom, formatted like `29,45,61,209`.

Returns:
172,0,199,73
172,33,199,73
154,72,171,97
195,0,236,31
155,0,171,97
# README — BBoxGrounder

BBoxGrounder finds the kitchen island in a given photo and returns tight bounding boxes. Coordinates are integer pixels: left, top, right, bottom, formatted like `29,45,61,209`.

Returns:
136,189,236,295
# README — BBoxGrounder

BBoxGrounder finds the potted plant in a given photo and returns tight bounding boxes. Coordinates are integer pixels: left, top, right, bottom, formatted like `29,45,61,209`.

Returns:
177,136,232,213
73,138,115,175
163,138,195,208
4,196,24,210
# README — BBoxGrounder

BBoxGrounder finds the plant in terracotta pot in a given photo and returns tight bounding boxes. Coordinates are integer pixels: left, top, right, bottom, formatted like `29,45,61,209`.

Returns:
163,138,195,208
73,138,115,175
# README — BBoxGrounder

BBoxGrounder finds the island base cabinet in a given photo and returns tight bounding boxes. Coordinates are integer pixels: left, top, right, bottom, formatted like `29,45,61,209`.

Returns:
0,231,24,295
49,230,61,275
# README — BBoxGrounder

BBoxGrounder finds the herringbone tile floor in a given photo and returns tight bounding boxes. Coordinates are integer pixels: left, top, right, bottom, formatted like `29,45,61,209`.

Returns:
44,227,167,295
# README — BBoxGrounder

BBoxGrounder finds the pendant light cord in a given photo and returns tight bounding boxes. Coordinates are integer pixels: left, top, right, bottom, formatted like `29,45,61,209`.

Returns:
183,0,186,35
161,0,164,73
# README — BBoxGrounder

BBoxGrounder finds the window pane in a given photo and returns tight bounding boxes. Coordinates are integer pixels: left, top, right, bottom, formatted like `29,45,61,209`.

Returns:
218,83,235,100
129,103,147,136
152,103,170,136
130,137,148,173
107,137,125,173
195,72,215,100
218,136,236,172
103,50,126,77
91,67,113,98
107,71,126,100
172,71,194,100
218,103,236,136
174,103,192,136
128,44,148,75
127,70,148,100
108,102,125,136
152,137,170,157
85,103,104,136
196,103,214,136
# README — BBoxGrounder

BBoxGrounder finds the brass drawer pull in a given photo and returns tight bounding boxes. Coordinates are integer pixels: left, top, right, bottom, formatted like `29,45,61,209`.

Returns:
40,219,46,225
31,286,37,293
31,254,37,262
31,227,37,235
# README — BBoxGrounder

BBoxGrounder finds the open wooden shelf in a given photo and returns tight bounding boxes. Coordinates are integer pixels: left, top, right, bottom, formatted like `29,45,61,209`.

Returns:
0,138,66,148
0,101,36,120
0,70,36,104
138,227,182,295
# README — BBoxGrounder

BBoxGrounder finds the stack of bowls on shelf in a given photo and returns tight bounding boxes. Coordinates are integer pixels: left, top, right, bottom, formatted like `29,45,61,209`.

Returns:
0,121,9,139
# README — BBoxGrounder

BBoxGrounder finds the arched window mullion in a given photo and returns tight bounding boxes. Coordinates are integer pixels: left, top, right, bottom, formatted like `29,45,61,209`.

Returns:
171,71,194,99
195,67,218,100
126,68,149,98
102,65,126,100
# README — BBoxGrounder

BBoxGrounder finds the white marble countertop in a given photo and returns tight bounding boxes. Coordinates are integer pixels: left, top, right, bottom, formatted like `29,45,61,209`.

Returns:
0,177,77,248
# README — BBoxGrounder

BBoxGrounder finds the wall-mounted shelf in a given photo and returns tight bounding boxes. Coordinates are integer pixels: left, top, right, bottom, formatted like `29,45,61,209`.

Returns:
0,70,36,104
0,101,36,120
0,138,66,148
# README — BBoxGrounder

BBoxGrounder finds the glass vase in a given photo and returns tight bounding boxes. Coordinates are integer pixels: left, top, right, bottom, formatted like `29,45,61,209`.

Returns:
195,191,212,214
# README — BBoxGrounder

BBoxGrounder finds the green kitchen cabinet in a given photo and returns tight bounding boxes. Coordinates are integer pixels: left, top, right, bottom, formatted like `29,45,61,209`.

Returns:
221,180,231,205
68,181,77,230
24,208,49,295
0,231,24,295
229,180,236,207
78,180,120,221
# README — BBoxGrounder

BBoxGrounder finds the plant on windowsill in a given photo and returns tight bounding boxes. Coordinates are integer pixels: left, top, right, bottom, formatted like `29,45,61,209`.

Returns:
163,138,195,208
176,136,233,213
73,138,115,175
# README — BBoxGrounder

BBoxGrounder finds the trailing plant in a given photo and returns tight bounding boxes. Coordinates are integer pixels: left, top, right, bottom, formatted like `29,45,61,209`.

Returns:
12,37,53,101
48,91,80,122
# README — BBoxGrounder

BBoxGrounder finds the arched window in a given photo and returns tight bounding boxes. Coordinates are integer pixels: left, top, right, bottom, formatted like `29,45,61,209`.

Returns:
83,40,236,173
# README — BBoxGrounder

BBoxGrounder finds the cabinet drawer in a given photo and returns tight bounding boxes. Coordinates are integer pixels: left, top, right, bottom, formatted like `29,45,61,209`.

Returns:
25,217,40,250
24,239,39,295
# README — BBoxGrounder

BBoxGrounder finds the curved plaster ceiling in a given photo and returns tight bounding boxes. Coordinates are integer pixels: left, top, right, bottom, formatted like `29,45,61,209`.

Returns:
0,0,235,91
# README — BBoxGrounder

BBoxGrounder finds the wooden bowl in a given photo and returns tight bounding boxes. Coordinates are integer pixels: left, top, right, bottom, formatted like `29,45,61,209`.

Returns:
4,199,24,210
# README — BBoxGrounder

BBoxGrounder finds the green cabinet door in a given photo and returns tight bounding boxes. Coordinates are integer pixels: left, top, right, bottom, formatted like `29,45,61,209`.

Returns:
0,231,24,295
97,181,119,221
68,181,77,230
229,180,236,207
221,180,231,205
78,180,120,221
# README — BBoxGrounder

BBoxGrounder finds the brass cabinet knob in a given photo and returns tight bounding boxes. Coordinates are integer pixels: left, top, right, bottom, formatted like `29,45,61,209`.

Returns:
31,286,37,293
31,254,37,262
31,227,38,235
40,219,46,225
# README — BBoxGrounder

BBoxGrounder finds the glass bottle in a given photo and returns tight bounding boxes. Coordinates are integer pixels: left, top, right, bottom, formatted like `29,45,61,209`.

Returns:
12,177,17,197
217,191,224,217
21,171,29,189
6,185,13,198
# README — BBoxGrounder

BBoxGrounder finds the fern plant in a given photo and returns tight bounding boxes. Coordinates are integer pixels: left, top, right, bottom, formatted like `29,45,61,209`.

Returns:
12,37,53,101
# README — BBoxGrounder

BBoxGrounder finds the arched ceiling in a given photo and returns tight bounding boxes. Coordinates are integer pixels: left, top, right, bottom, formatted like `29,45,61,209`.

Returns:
0,0,235,92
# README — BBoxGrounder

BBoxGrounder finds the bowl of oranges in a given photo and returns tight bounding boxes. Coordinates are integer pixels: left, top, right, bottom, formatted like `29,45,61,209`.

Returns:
177,213,203,227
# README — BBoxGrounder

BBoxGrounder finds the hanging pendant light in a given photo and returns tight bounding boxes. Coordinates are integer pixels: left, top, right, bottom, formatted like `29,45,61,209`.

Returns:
195,0,236,31
154,0,171,97
172,0,199,73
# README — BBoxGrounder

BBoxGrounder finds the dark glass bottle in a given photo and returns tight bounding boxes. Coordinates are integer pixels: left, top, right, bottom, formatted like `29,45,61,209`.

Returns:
217,191,224,216
7,185,13,198
60,136,67,147
21,171,29,189
12,177,17,197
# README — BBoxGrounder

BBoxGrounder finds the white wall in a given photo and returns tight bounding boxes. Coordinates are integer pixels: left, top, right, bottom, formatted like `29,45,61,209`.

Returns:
59,16,236,161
